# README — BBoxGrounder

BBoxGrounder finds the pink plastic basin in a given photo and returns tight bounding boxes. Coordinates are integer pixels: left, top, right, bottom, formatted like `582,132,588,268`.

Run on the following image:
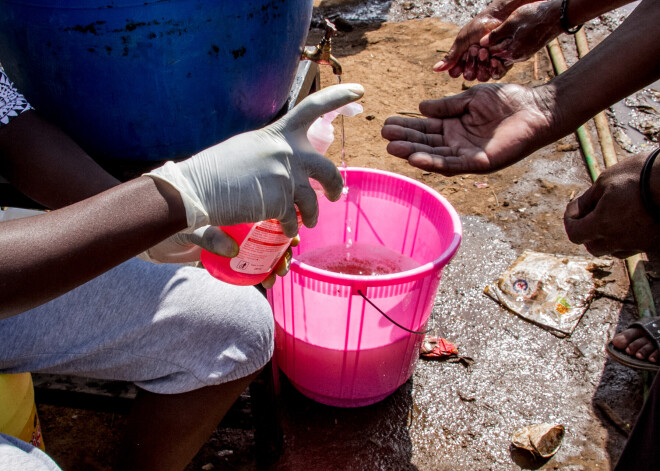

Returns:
268,167,462,407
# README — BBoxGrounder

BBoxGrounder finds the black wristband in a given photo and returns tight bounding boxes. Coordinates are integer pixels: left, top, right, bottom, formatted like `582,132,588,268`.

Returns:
560,0,583,34
640,147,660,225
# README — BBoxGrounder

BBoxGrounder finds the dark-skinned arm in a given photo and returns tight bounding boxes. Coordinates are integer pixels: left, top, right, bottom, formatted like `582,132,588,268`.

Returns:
544,0,660,137
0,176,187,319
0,110,121,209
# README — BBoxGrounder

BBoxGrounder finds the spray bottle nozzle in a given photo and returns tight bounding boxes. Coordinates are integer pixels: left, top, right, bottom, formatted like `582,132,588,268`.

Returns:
339,102,364,117
323,102,363,123
308,102,363,156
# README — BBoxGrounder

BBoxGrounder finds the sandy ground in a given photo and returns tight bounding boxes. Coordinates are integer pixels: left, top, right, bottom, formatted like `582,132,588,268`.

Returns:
34,1,660,470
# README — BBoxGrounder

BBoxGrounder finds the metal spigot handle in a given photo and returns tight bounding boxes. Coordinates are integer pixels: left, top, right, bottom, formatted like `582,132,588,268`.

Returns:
301,18,343,76
323,19,337,42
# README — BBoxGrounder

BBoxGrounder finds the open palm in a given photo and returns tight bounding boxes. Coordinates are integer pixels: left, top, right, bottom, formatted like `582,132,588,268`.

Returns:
381,83,555,176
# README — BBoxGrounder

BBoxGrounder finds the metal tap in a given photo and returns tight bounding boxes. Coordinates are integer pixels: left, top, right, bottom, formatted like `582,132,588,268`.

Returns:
301,19,342,76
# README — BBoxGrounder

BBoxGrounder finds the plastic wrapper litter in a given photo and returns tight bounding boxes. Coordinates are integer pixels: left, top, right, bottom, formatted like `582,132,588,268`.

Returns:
484,250,612,337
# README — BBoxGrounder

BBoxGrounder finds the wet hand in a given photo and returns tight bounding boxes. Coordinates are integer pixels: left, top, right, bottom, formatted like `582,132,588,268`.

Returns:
435,14,503,80
381,83,555,176
449,45,507,82
481,0,563,70
435,0,532,81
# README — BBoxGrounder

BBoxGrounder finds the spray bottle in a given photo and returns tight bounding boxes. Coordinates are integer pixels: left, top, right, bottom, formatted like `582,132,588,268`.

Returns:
201,102,362,286
201,210,302,286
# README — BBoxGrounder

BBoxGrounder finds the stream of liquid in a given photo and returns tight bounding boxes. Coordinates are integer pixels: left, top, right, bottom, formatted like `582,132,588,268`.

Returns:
336,74,354,248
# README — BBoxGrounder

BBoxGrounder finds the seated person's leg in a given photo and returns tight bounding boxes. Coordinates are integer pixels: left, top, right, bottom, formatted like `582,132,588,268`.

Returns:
614,371,660,470
0,258,274,471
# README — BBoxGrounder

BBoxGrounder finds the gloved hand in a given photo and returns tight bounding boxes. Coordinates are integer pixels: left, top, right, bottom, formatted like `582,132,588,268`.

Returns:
138,224,298,289
137,225,238,264
145,83,364,238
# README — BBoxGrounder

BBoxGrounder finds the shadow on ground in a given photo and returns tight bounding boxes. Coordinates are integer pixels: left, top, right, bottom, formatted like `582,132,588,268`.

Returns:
274,375,417,470
184,371,417,471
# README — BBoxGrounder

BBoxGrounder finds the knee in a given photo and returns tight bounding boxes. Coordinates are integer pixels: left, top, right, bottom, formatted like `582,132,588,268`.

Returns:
239,289,275,357
198,283,274,360
169,282,274,386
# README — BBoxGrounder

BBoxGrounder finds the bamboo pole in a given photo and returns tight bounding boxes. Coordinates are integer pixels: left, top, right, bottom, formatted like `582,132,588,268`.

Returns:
574,29,623,169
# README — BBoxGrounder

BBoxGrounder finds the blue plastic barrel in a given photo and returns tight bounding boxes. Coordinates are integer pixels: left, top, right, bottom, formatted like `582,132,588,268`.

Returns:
0,0,313,161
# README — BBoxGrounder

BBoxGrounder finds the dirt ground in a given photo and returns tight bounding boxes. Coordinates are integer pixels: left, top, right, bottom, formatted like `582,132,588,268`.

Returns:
34,1,659,470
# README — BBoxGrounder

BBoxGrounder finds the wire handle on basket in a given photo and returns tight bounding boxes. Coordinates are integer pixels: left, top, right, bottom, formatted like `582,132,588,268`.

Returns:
357,290,431,335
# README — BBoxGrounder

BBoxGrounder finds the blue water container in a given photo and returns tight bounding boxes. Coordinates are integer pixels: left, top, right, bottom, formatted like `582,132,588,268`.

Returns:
0,0,313,161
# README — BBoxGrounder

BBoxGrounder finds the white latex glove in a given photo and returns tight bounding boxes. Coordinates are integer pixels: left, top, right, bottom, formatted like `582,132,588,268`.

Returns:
145,83,365,238
137,224,296,290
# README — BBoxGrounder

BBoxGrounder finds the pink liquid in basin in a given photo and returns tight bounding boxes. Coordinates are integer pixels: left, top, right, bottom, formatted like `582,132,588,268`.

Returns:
295,242,421,276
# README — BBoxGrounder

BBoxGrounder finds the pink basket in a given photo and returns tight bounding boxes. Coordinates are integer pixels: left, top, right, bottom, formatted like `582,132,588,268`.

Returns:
268,168,461,407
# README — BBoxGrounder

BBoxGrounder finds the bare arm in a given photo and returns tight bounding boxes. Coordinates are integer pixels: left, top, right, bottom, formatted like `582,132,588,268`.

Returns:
0,176,186,319
545,0,660,135
563,0,634,28
0,98,184,317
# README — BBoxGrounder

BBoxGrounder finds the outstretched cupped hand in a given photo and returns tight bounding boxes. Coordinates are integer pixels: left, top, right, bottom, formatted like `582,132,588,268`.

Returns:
381,83,554,176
